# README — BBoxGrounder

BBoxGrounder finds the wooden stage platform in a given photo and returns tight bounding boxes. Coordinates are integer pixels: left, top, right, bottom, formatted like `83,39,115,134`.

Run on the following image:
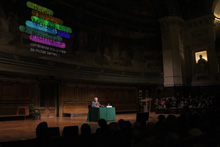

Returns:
0,112,176,142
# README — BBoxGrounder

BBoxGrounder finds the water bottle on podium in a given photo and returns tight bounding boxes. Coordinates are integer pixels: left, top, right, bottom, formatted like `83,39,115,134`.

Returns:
107,103,112,108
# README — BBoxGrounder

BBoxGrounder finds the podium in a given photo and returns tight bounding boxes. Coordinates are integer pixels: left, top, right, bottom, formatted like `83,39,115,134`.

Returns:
137,98,152,122
139,98,152,112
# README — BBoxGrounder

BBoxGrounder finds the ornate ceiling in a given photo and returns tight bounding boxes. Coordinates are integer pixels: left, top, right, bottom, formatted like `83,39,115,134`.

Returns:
0,0,215,38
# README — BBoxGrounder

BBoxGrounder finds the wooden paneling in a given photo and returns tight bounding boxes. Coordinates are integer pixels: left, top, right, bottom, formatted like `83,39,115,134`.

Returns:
0,75,35,117
0,104,29,116
39,82,59,118
17,106,29,116
0,107,17,115
2,83,17,100
39,109,47,118
62,83,138,115
17,84,32,99
63,87,77,102
0,82,34,105
78,88,88,101
96,89,105,99
87,88,96,101
63,105,88,114
0,71,139,117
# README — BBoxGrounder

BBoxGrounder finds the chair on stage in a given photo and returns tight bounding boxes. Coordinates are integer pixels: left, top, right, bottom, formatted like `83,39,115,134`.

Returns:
28,104,41,120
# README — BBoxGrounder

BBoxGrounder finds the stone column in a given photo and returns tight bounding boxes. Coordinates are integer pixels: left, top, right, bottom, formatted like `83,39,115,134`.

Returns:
159,16,187,87
186,15,219,85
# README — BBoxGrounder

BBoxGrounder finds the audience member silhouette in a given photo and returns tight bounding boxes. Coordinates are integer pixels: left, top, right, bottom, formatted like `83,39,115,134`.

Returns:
36,121,48,139
118,119,126,129
96,118,109,135
108,122,120,134
80,123,91,136
78,123,92,147
62,126,78,137
98,118,107,128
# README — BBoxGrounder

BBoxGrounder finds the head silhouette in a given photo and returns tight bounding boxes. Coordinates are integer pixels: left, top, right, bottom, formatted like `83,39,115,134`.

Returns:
98,119,107,128
36,121,48,139
81,123,91,136
158,115,165,122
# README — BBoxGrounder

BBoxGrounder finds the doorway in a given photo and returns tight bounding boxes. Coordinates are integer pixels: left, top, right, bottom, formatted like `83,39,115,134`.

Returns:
39,82,59,118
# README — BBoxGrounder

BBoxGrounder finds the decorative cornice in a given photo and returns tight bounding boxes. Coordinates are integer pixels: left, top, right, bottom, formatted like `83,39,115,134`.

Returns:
0,52,163,84
186,15,215,29
159,16,185,27
159,15,215,30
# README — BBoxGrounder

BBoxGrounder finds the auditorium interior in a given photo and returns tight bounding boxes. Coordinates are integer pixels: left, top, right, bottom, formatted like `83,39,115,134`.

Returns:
0,0,220,146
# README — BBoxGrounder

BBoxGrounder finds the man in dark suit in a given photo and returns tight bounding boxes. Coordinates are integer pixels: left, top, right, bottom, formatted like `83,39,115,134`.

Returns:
92,97,104,108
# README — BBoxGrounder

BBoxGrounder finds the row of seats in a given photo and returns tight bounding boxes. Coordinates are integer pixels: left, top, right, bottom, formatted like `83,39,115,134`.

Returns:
47,126,79,137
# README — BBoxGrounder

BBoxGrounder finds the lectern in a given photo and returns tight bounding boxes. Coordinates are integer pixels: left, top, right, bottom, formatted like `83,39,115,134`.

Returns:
136,98,152,122
139,98,152,112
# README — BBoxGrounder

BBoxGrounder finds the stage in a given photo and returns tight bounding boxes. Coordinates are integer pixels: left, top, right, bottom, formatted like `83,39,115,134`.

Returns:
0,112,176,142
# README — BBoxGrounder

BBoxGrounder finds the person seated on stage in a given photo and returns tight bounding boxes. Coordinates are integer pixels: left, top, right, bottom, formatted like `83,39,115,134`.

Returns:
92,97,104,108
